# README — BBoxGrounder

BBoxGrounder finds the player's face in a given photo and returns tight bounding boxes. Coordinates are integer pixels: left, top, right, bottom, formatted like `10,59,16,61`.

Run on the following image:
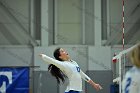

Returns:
59,48,70,61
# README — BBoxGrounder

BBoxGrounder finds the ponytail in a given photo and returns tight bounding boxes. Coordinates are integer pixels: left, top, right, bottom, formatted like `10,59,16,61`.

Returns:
48,64,66,84
48,48,67,84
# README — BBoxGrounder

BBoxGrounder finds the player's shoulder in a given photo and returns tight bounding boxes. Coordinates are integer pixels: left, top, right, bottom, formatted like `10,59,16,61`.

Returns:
125,66,140,80
127,66,140,74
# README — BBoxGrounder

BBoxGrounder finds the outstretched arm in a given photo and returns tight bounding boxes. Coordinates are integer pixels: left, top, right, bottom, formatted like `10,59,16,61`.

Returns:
80,70,91,81
80,70,102,91
87,79,103,91
39,54,65,70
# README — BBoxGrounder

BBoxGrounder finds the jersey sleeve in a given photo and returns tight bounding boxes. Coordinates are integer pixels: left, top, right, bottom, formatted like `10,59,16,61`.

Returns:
41,54,65,70
80,70,91,82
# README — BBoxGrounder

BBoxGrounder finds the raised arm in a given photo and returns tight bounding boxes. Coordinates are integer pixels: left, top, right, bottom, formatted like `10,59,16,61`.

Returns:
80,70,102,91
80,70,91,82
39,54,65,70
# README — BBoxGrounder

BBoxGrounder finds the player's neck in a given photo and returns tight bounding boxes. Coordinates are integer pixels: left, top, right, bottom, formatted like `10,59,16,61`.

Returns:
64,59,72,62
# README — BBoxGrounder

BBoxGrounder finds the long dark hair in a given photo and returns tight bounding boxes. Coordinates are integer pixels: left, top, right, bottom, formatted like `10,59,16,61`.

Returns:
48,48,67,84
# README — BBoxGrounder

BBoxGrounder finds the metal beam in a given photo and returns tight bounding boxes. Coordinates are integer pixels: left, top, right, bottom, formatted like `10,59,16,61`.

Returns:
0,1,39,46
0,24,21,45
120,18,140,44
128,28,140,44
105,3,140,45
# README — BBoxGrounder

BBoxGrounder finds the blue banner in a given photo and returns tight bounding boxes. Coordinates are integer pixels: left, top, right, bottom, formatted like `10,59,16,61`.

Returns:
0,67,29,93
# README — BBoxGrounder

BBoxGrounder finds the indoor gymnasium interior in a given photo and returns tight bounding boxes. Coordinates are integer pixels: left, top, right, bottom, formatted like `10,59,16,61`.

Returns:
0,0,140,93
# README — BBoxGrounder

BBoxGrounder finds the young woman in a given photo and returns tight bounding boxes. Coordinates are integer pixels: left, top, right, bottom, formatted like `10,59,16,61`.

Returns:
39,48,102,93
122,43,140,93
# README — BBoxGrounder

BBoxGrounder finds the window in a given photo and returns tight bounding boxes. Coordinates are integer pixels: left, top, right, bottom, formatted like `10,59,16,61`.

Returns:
49,0,95,45
54,0,82,44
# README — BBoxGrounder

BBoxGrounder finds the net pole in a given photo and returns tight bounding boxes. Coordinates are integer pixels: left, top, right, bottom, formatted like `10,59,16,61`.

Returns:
119,56,122,93
122,0,125,79
122,0,125,50
121,0,125,93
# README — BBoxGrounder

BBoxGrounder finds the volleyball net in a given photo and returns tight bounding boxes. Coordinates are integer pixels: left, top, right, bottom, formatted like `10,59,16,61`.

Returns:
112,44,137,93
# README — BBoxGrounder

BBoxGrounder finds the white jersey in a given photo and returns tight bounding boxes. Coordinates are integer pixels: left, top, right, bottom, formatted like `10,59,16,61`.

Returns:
122,66,140,93
41,54,91,92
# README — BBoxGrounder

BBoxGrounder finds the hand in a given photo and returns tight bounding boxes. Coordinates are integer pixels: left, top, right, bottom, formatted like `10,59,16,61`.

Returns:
93,84,103,91
39,54,44,57
88,80,103,91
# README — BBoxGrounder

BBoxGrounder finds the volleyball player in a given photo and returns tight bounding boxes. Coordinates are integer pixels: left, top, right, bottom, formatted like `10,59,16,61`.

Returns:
122,43,140,93
39,47,102,93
